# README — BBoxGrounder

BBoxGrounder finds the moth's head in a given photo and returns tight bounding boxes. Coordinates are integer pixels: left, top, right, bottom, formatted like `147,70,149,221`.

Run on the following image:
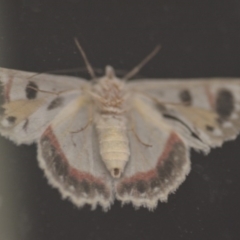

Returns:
97,65,123,84
105,65,116,79
91,66,127,113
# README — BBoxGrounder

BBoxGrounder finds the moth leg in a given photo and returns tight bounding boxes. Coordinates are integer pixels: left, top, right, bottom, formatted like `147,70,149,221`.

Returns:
70,104,93,134
129,114,152,147
70,118,93,134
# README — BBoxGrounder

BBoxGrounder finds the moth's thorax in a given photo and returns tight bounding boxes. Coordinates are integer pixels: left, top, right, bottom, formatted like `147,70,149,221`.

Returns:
95,114,130,178
92,74,127,114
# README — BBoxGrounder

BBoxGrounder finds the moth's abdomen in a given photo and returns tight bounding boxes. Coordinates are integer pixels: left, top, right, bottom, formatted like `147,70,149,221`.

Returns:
100,127,129,161
96,116,130,178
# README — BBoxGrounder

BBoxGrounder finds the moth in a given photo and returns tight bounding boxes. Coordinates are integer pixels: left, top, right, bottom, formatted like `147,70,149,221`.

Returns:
0,40,239,211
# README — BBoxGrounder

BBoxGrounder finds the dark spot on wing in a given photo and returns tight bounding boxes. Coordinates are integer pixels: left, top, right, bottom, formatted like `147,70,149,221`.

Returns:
118,182,134,196
155,103,167,112
47,97,63,110
41,136,69,179
136,180,147,194
216,89,234,118
157,140,187,190
179,90,192,105
26,81,38,99
7,116,16,124
94,183,105,193
81,180,91,194
206,125,214,132
54,155,69,177
150,178,160,190
157,157,174,183
67,175,79,187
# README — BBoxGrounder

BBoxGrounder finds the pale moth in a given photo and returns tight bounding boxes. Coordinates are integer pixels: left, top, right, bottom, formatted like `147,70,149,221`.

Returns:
0,39,239,211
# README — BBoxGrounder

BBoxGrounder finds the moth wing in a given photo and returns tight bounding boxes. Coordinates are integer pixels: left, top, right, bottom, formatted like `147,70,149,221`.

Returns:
0,68,113,210
128,78,240,148
0,68,88,144
38,95,113,210
115,95,191,209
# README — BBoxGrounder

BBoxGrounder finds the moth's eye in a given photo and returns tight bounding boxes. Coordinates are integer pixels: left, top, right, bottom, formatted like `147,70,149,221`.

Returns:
26,81,38,99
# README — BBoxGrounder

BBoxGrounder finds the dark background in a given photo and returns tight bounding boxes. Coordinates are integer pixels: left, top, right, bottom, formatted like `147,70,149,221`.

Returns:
0,0,240,240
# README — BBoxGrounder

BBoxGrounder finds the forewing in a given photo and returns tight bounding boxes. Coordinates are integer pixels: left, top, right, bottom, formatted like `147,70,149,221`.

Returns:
0,68,88,144
115,96,190,209
128,78,240,148
37,96,113,210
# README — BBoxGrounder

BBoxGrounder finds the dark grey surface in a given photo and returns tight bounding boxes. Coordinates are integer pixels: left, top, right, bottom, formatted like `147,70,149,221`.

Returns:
0,1,240,240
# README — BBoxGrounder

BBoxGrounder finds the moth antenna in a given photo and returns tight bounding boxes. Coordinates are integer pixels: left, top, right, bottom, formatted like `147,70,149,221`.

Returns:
74,37,96,79
123,45,161,80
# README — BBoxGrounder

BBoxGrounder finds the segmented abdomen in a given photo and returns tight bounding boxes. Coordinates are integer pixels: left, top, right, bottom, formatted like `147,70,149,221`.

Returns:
96,115,130,178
